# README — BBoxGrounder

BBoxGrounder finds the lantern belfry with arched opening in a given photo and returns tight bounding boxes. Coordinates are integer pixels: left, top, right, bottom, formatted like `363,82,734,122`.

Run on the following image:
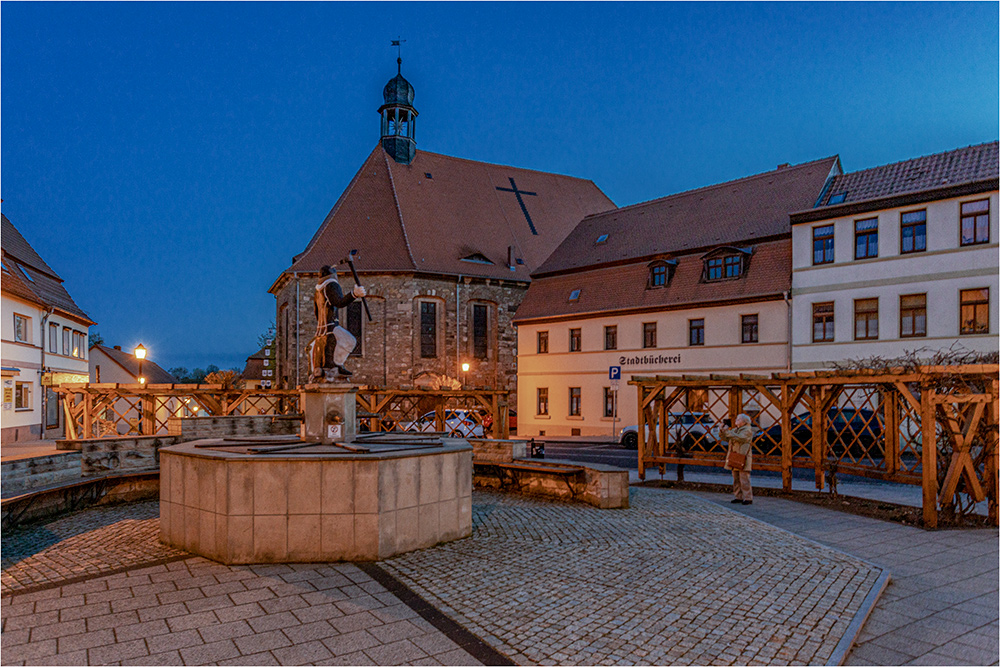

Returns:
379,57,417,165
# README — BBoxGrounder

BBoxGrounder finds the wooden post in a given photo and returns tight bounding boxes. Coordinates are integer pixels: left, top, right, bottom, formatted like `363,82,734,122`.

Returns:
921,382,938,529
62,393,78,440
990,379,999,527
141,393,154,435
83,393,94,439
637,385,647,481
781,383,792,491
810,386,825,491
884,390,899,476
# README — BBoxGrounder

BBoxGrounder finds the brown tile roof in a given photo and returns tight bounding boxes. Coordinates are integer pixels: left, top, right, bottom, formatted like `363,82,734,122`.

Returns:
514,239,791,323
95,345,178,384
279,147,616,285
1,215,95,324
814,141,998,208
242,357,265,380
534,157,839,276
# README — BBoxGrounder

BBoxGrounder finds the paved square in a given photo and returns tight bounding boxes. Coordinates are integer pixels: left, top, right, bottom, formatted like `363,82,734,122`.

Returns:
383,488,884,665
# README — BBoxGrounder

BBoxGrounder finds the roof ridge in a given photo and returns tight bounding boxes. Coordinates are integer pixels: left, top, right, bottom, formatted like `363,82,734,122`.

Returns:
383,151,418,269
415,149,604,183
594,156,839,218
835,140,998,177
296,146,381,262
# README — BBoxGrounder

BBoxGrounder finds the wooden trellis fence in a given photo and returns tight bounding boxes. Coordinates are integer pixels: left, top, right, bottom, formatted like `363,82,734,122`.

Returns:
355,389,510,439
52,384,301,439
630,365,998,528
52,384,510,441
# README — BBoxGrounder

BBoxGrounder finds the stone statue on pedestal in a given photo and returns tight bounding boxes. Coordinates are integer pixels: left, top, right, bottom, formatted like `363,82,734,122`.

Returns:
310,265,367,381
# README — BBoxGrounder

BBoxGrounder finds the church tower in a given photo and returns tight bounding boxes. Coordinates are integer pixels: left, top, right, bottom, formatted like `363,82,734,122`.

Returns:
379,57,417,165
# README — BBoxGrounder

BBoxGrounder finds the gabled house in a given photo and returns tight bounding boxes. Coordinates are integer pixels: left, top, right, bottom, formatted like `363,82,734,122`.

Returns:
789,141,999,369
514,157,841,437
2,214,95,442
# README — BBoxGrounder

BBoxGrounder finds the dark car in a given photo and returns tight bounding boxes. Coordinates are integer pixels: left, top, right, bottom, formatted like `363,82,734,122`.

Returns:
754,408,883,460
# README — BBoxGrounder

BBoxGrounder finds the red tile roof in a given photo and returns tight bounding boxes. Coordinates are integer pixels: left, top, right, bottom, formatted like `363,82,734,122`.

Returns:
1,214,95,324
815,141,998,208
534,157,839,276
278,147,616,285
514,239,791,323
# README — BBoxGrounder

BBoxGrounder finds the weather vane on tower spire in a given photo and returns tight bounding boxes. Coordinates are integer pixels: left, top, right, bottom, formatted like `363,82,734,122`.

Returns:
391,37,405,73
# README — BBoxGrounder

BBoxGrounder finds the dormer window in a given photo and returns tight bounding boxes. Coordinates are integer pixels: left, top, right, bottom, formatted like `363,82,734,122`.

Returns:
647,259,678,289
702,247,751,282
596,234,609,244
569,289,581,301
828,192,847,205
461,253,494,265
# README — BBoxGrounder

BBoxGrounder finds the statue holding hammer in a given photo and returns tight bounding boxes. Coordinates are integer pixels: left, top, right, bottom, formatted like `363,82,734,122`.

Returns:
310,255,369,379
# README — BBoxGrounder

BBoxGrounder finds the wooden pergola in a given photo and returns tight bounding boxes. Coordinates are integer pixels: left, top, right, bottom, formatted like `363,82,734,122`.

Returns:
630,365,998,528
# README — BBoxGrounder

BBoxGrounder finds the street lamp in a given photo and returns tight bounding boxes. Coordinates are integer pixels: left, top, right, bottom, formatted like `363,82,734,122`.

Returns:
461,362,470,389
134,344,146,385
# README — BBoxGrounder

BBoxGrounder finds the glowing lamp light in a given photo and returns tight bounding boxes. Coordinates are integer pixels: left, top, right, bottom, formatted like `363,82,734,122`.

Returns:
461,363,470,373
139,376,146,385
134,344,147,360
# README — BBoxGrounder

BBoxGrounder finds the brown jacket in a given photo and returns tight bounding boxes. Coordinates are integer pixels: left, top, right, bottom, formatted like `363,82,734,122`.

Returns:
721,423,754,472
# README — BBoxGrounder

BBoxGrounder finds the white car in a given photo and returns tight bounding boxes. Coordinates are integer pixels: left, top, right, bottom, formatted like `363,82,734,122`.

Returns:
402,409,485,437
619,412,718,450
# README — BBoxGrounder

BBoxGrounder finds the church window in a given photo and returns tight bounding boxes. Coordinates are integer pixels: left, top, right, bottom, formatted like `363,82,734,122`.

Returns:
420,301,437,358
345,301,363,356
473,304,489,360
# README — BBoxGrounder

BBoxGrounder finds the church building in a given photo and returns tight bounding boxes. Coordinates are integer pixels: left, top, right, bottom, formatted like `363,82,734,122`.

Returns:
269,60,614,393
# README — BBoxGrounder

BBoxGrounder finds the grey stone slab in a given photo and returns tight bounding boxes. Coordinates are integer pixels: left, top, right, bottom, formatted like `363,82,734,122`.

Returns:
248,610,301,633
271,639,334,665
234,629,293,655
363,638,429,664
214,602,267,624
31,649,91,665
368,619,425,643
217,650,281,665
322,629,382,656
326,649,378,665
146,627,205,654
121,650,183,666
87,638,150,664
291,601,345,624
281,619,338,644
56,627,116,653
199,619,256,644
114,619,171,643
179,639,243,664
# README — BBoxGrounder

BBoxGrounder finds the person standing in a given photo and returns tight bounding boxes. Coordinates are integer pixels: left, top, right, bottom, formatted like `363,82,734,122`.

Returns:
721,413,755,505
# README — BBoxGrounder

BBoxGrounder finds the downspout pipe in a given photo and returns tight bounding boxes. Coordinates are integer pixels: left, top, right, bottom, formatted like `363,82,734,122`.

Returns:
456,276,464,383
40,306,55,438
295,273,301,387
783,290,792,372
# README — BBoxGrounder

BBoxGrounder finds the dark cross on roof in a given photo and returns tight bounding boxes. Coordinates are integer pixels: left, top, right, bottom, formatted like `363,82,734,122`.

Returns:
496,177,539,235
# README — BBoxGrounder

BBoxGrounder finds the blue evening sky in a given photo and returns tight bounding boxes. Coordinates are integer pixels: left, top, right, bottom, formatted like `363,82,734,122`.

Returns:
2,2,997,373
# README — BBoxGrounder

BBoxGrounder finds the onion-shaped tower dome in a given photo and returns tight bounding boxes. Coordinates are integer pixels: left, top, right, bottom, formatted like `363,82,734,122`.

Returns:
379,57,418,165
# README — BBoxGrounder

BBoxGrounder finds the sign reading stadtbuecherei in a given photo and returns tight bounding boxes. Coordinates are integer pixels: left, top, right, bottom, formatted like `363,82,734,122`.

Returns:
618,354,681,366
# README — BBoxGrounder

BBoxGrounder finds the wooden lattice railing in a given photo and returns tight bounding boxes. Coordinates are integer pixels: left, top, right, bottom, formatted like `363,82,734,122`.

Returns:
52,384,301,439
630,365,998,527
355,389,510,439
52,384,510,441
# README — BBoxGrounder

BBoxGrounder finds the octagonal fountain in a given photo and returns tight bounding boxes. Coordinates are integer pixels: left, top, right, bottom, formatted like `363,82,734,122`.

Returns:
159,385,472,564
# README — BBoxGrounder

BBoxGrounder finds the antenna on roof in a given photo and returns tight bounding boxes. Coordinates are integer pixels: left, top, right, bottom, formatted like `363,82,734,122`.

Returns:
391,37,406,73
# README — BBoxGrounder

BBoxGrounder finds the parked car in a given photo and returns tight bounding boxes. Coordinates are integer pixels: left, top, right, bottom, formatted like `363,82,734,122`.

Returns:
619,412,717,450
402,409,485,437
754,408,883,459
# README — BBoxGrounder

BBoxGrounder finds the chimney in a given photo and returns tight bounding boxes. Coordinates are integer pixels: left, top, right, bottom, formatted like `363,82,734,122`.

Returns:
114,345,121,351
776,163,791,170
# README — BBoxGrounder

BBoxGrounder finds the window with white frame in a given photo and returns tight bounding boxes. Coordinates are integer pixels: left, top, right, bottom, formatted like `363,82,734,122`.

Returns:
13,313,31,343
15,382,32,410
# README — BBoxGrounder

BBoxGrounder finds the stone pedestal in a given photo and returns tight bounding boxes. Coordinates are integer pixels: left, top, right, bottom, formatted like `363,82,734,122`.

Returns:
300,384,358,443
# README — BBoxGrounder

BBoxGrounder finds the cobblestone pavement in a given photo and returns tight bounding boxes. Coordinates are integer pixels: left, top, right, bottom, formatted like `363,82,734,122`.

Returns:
1,558,482,666
2,502,186,595
383,488,884,666
695,491,1000,666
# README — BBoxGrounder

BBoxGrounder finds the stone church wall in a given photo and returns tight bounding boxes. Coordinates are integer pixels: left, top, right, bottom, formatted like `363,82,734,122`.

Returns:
273,273,526,397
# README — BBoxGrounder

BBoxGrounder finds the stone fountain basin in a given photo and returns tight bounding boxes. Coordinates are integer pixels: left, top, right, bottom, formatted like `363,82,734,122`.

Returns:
159,438,472,564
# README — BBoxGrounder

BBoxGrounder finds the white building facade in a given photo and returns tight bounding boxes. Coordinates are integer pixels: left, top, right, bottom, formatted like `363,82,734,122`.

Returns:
2,214,93,442
790,142,999,369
